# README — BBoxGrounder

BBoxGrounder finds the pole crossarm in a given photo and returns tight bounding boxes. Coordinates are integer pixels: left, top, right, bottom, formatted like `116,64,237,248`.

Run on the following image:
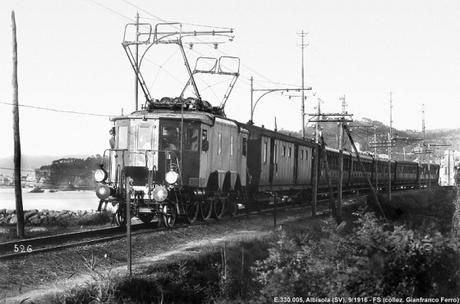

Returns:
249,85,312,124
308,113,353,123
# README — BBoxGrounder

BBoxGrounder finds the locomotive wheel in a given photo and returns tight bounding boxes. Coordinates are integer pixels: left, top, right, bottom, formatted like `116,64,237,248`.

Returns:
185,200,200,224
200,198,213,221
212,197,226,219
162,203,177,228
115,204,127,227
138,213,154,224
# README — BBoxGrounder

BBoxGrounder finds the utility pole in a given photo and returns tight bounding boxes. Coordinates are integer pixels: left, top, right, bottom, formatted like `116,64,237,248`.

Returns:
315,96,322,143
448,149,451,185
126,177,132,277
134,12,139,111
11,11,24,238
249,76,254,124
337,96,347,222
374,127,378,190
388,92,393,201
297,30,308,139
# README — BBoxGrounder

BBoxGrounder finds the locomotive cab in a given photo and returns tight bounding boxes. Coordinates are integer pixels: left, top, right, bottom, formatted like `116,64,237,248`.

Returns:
95,111,212,227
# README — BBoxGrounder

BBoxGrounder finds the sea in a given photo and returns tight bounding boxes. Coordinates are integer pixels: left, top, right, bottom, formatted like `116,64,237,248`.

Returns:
0,188,101,211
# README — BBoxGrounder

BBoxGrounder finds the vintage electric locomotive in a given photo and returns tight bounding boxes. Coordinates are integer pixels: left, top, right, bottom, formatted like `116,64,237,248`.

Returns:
95,98,248,227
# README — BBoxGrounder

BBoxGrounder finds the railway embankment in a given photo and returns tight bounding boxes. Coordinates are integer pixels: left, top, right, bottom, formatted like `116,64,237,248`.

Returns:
0,209,112,241
3,188,459,303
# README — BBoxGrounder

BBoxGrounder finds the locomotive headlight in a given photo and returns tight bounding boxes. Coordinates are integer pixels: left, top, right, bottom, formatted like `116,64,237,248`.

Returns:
165,170,179,184
152,185,168,202
96,184,110,200
94,169,107,183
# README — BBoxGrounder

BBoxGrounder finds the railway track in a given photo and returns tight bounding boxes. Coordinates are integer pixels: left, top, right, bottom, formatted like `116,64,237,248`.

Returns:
0,194,365,260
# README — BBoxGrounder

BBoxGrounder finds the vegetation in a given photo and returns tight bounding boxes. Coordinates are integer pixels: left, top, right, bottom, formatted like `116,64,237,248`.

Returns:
32,188,459,303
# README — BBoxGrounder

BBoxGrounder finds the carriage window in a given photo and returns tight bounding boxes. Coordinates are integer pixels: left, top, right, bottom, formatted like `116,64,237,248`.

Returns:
161,123,179,150
263,142,267,163
305,150,308,161
230,135,234,156
288,147,292,158
242,138,247,156
218,133,222,155
185,127,199,151
201,129,209,152
117,126,128,149
301,149,304,160
282,145,286,157
138,126,151,150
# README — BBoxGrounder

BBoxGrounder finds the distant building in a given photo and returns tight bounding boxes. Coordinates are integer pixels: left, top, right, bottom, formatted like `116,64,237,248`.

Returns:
439,150,458,186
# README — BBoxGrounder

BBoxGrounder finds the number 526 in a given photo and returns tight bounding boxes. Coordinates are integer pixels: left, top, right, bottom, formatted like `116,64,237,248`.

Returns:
14,244,32,253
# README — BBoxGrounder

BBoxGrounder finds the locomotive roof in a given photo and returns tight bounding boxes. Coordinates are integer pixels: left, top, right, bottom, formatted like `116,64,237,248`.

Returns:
110,109,217,125
110,109,248,134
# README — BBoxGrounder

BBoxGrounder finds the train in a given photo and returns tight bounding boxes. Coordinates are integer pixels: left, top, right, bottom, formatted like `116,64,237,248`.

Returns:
93,21,439,227
94,97,439,227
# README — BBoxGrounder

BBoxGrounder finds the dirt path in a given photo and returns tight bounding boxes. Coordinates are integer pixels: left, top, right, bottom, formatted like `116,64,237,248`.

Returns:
1,205,327,304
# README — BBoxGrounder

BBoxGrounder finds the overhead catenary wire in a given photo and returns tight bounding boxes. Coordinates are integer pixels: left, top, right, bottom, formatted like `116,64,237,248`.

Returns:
0,101,113,118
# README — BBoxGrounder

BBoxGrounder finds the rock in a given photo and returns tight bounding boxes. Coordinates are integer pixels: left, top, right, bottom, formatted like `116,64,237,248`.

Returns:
30,216,42,225
8,214,17,225
0,209,6,214
29,227,48,233
28,213,40,223
24,210,38,220
6,209,15,215
49,216,57,225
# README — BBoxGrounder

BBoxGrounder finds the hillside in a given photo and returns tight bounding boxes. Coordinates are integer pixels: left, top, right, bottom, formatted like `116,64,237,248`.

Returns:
283,118,460,162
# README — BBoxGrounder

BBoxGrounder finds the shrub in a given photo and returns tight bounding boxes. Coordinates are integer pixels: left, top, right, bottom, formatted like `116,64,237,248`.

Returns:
335,212,460,297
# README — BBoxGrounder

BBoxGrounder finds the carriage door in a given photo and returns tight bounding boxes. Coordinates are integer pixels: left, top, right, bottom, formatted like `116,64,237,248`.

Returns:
182,121,200,187
269,137,276,184
199,124,210,188
293,144,299,184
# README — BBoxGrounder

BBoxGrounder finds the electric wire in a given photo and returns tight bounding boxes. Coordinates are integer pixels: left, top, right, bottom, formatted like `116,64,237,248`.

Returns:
0,101,113,118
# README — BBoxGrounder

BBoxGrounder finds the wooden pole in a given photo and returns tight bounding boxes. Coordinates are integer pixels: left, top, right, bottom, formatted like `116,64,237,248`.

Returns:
320,135,337,220
344,125,386,218
126,177,132,277
273,192,277,229
337,122,343,222
374,127,378,190
134,12,139,111
388,133,392,201
448,149,451,185
311,145,318,216
11,11,24,239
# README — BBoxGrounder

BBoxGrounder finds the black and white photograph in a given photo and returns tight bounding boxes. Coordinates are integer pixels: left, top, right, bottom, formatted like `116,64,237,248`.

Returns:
0,0,459,303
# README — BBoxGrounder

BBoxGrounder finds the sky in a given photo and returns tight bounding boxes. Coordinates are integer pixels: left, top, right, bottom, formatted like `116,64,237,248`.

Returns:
0,0,459,158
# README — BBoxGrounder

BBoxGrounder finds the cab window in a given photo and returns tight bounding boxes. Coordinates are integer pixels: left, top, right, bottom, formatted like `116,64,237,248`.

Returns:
118,126,128,149
185,127,199,151
161,123,179,150
138,126,152,150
